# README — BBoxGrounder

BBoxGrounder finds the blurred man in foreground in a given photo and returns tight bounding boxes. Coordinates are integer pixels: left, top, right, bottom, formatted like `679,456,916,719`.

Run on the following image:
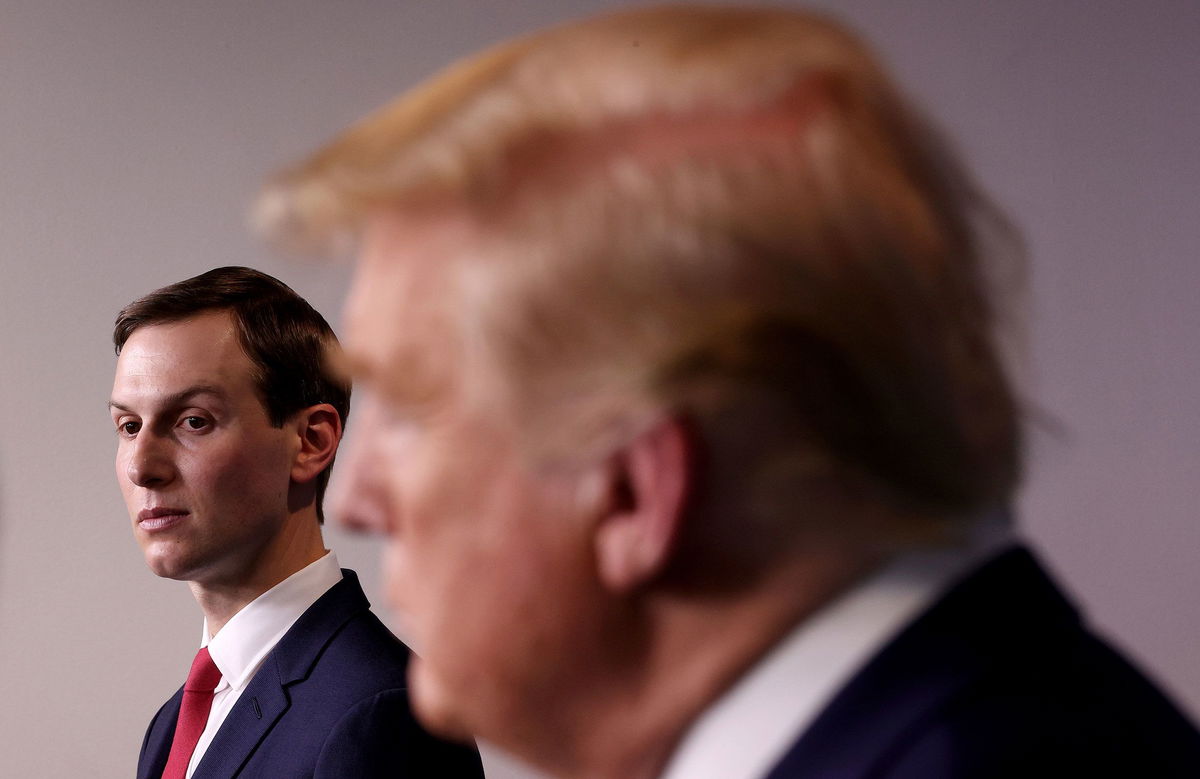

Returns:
257,6,1200,778
111,267,482,778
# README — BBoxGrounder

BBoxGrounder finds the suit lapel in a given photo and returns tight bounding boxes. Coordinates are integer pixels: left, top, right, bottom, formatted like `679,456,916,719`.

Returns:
189,571,371,778
137,689,183,779
190,663,292,779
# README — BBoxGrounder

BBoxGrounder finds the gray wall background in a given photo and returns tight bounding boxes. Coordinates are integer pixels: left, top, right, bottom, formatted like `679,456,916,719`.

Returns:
1,1,1197,776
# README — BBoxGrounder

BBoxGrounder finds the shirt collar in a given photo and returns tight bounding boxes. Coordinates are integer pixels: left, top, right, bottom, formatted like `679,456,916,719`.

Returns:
201,551,343,692
660,512,1017,779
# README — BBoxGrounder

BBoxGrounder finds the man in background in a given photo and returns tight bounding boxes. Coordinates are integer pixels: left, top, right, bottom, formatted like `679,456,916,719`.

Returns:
257,6,1200,778
110,266,482,778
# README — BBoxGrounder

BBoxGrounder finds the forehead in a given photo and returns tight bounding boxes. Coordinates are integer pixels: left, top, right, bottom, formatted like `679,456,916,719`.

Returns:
112,311,254,399
343,210,478,400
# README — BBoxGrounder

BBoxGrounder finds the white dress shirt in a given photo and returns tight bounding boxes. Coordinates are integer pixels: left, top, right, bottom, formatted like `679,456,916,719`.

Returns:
185,552,343,778
659,517,1017,779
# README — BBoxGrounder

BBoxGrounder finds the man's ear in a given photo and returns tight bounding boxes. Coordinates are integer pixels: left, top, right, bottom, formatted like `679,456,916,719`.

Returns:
593,416,694,594
291,403,342,484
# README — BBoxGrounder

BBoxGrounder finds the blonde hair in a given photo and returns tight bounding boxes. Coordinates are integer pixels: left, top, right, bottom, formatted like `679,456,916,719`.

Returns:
258,5,1022,541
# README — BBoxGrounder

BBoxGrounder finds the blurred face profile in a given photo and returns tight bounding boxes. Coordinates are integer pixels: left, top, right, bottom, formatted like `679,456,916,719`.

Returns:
110,311,297,588
332,211,608,744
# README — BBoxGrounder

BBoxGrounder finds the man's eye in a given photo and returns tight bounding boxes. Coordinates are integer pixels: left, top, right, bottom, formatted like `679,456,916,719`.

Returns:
119,420,141,436
182,416,209,431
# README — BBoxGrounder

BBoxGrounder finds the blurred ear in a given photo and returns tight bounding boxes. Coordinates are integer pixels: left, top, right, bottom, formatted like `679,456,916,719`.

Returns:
291,403,342,484
593,416,693,593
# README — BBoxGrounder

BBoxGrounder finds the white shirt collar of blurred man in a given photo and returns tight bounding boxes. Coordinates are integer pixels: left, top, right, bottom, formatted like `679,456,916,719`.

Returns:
661,513,1017,779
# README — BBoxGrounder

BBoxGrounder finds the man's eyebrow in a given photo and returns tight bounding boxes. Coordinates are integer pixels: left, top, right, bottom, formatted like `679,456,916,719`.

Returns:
108,385,228,413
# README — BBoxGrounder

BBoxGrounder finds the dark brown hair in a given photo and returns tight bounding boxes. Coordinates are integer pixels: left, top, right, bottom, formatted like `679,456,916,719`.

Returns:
114,266,350,522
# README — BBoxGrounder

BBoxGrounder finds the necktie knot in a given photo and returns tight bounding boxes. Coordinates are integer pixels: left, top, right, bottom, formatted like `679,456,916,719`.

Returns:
183,647,222,692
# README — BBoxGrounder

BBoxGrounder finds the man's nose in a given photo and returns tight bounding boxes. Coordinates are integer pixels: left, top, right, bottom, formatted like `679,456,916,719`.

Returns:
125,432,176,488
329,407,391,535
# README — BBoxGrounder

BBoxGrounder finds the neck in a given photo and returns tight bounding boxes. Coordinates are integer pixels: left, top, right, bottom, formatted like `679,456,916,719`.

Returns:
545,543,884,779
191,510,327,636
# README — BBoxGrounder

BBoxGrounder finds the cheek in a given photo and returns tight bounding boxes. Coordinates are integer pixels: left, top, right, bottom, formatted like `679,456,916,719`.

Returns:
383,427,583,634
190,450,241,493
426,476,581,633
192,439,291,507
115,453,127,490
414,491,599,734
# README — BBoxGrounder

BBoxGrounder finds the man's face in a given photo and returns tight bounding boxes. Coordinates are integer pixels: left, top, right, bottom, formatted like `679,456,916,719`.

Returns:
334,212,610,747
110,311,299,588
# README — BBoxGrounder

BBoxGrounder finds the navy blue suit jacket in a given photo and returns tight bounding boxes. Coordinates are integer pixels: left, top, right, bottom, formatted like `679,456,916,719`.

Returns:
136,570,483,778
765,547,1200,778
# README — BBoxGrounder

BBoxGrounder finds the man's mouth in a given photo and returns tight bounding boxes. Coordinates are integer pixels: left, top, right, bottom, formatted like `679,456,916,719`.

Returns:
137,507,190,532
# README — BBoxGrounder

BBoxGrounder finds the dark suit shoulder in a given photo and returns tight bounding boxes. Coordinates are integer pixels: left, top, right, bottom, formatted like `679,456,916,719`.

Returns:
300,605,411,691
314,688,484,778
767,547,1200,778
884,627,1200,778
899,549,1200,775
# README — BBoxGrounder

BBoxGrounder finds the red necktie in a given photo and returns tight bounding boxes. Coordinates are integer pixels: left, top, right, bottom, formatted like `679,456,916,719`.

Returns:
161,647,223,779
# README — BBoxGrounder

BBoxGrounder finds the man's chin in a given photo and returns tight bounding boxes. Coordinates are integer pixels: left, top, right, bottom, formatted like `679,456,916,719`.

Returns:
142,550,199,582
145,560,184,580
407,656,476,743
